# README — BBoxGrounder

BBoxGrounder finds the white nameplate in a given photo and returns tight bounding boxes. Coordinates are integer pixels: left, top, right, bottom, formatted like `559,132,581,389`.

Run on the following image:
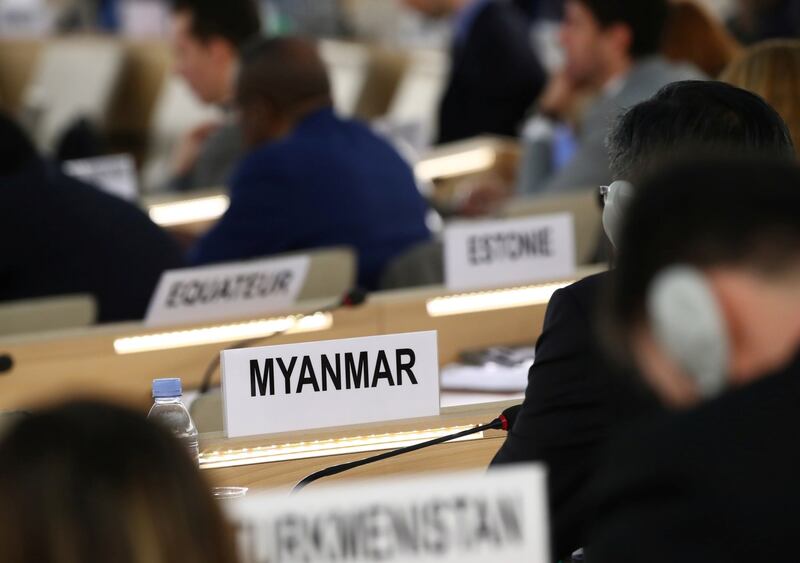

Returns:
221,331,440,438
229,465,550,563
63,154,139,201
444,213,576,291
145,255,310,327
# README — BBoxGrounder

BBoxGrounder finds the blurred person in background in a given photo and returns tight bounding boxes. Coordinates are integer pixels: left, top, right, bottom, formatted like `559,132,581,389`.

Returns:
0,401,238,563
167,0,261,191
188,37,430,290
0,113,185,323
729,0,800,43
402,0,547,144
589,157,800,562
722,39,800,150
518,0,704,196
663,0,741,77
492,80,795,561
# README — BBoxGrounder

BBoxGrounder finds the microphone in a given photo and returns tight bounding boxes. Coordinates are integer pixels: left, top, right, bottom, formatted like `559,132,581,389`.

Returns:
198,288,367,394
0,354,13,374
292,404,521,493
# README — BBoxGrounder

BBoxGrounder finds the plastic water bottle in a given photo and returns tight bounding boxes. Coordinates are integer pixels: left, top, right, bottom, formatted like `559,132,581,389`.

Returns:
147,378,199,464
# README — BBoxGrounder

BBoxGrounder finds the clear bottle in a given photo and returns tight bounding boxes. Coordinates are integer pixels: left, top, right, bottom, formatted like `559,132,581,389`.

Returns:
147,378,199,464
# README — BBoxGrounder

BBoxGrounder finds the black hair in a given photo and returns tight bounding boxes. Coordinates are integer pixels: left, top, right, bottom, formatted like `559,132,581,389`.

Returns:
0,113,39,176
608,80,795,181
609,157,800,340
576,0,668,58
172,0,261,51
237,36,331,111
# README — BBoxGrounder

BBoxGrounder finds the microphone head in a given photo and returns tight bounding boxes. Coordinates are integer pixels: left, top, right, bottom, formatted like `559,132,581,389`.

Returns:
498,404,522,431
0,354,13,373
341,287,368,307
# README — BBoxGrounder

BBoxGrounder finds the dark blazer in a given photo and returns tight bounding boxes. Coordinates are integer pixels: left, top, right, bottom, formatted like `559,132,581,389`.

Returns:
188,107,431,290
490,272,659,560
589,352,800,563
437,0,546,144
0,161,185,322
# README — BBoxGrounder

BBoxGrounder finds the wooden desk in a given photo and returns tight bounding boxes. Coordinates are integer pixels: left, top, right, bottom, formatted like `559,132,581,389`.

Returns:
0,267,603,411
201,400,515,493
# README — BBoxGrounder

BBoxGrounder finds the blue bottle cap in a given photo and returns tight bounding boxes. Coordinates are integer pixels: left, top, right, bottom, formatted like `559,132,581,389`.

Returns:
152,378,182,398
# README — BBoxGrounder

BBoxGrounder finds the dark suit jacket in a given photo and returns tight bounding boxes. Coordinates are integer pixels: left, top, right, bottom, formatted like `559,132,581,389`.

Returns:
0,160,185,322
589,352,800,563
490,272,659,560
189,107,431,289
437,0,546,144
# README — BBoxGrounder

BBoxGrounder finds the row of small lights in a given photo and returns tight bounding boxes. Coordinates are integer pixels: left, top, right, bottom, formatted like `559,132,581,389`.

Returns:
198,425,480,470
111,282,569,354
146,150,496,228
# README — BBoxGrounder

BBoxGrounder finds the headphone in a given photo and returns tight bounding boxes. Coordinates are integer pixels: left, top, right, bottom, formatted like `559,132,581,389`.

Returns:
647,266,730,399
601,180,636,248
603,181,730,397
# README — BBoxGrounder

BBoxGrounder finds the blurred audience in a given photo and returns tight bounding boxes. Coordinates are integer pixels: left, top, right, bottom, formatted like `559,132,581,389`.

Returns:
518,0,704,196
0,401,238,563
729,0,800,44
722,39,800,150
403,0,547,144
590,157,800,563
167,0,261,192
0,113,184,323
663,0,741,78
188,37,430,290
491,80,795,561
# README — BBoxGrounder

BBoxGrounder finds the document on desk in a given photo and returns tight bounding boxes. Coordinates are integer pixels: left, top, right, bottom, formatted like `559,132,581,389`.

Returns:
440,346,534,392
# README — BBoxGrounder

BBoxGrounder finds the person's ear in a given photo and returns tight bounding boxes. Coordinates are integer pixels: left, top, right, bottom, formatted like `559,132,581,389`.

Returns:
604,22,633,57
207,37,236,64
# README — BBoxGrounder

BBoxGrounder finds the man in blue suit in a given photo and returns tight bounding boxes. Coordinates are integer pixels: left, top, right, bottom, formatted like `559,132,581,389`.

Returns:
189,37,431,289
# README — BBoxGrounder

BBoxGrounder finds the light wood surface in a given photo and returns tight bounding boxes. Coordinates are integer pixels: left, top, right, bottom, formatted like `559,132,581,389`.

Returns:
201,400,516,492
0,268,603,411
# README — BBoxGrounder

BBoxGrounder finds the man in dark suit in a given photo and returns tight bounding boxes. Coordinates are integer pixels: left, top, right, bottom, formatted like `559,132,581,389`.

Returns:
0,114,185,323
589,158,800,562
188,38,431,290
403,0,546,144
490,81,796,561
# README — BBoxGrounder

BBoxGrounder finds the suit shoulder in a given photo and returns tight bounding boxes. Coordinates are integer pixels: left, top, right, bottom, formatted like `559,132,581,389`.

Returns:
556,271,608,312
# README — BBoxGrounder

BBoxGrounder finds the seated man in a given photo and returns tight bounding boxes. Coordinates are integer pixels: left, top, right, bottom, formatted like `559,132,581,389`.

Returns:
589,157,800,563
519,0,704,195
189,38,431,290
490,80,795,561
167,0,261,191
0,114,185,323
403,0,546,144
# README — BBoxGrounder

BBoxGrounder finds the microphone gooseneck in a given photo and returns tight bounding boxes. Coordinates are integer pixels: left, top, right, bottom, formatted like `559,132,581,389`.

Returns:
198,288,367,394
292,403,521,493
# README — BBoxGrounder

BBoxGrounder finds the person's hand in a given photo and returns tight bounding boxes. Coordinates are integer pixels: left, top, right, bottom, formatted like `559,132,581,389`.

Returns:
457,176,512,217
537,69,579,120
171,121,221,177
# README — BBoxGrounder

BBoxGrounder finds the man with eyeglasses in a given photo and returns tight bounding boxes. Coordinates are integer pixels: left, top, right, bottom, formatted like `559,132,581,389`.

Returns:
490,80,796,562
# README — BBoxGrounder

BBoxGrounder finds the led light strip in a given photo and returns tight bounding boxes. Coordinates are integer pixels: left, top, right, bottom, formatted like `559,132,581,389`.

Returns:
148,195,230,227
199,425,480,469
415,147,496,181
426,281,573,317
113,312,333,355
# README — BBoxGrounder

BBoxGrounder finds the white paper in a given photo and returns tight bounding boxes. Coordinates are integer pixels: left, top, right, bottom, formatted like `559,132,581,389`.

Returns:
145,255,310,327
221,331,440,438
444,213,576,291
63,154,139,202
228,465,551,563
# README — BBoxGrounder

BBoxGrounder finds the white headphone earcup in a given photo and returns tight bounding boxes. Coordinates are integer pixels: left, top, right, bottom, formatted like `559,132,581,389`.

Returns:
602,180,636,248
647,266,730,399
